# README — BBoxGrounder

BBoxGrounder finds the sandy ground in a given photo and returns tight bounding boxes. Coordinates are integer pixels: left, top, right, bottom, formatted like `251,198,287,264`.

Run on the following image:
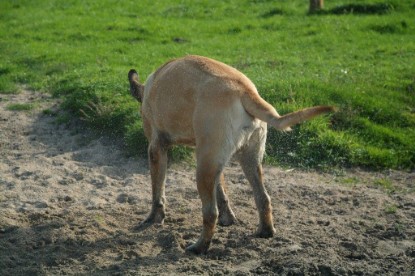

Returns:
0,90,414,275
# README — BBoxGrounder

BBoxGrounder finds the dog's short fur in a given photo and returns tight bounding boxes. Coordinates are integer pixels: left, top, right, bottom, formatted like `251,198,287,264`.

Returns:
128,55,334,254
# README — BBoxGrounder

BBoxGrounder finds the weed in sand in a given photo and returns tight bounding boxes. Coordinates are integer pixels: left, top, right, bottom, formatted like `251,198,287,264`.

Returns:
6,103,34,111
384,204,398,214
373,178,395,193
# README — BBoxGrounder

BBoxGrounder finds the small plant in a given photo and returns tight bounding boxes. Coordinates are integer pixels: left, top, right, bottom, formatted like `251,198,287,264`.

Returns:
384,204,397,214
339,177,359,186
6,103,34,111
373,178,395,193
94,215,105,225
42,108,57,116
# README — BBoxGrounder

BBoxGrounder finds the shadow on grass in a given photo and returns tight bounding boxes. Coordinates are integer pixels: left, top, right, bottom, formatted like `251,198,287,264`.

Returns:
310,3,394,15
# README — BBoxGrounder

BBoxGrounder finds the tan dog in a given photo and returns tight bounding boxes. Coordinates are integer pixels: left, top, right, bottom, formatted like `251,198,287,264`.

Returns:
128,55,334,254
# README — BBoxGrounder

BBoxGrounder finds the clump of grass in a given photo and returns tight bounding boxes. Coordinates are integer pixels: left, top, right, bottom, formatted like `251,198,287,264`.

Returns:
373,178,395,193
0,77,17,94
94,215,105,225
42,108,57,116
6,103,34,111
339,177,359,186
384,204,397,214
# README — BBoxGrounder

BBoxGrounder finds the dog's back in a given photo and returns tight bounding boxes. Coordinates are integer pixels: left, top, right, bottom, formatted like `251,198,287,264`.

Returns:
134,55,334,142
141,55,263,146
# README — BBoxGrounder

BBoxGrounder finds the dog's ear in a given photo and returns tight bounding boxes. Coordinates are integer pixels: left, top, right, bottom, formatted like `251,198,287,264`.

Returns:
128,69,144,102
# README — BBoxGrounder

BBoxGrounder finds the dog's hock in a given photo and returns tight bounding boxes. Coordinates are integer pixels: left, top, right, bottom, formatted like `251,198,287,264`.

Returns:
128,69,144,102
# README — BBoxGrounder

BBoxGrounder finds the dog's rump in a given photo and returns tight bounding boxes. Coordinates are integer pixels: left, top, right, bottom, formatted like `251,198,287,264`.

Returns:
141,56,256,144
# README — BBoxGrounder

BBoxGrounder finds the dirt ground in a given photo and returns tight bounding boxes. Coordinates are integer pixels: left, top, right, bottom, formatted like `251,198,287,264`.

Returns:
1,90,414,275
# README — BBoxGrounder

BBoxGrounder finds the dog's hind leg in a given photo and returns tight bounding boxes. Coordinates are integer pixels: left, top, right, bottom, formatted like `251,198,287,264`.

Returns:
186,155,222,254
217,173,237,226
237,126,276,238
186,137,234,254
142,135,170,225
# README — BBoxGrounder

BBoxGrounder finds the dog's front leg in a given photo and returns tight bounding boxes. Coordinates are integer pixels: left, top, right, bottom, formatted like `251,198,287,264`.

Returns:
142,141,168,224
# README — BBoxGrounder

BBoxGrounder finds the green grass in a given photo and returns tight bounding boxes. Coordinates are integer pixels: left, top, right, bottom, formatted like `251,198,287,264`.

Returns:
384,204,397,214
1,0,414,170
338,176,360,186
6,103,35,111
373,178,395,193
0,78,17,94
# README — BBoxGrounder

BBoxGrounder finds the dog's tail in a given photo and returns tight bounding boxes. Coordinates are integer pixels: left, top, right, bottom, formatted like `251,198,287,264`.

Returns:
128,69,145,102
241,90,335,131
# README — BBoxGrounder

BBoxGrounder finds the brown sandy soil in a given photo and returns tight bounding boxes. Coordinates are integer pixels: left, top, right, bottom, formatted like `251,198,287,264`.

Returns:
1,90,414,275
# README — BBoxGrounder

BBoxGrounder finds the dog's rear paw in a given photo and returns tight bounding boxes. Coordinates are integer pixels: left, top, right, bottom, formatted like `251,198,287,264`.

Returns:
133,214,165,231
255,225,276,238
218,213,237,226
218,205,237,226
185,240,210,255
139,209,166,226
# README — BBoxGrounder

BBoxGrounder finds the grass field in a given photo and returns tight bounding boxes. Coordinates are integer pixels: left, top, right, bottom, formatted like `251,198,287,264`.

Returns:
1,0,414,170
